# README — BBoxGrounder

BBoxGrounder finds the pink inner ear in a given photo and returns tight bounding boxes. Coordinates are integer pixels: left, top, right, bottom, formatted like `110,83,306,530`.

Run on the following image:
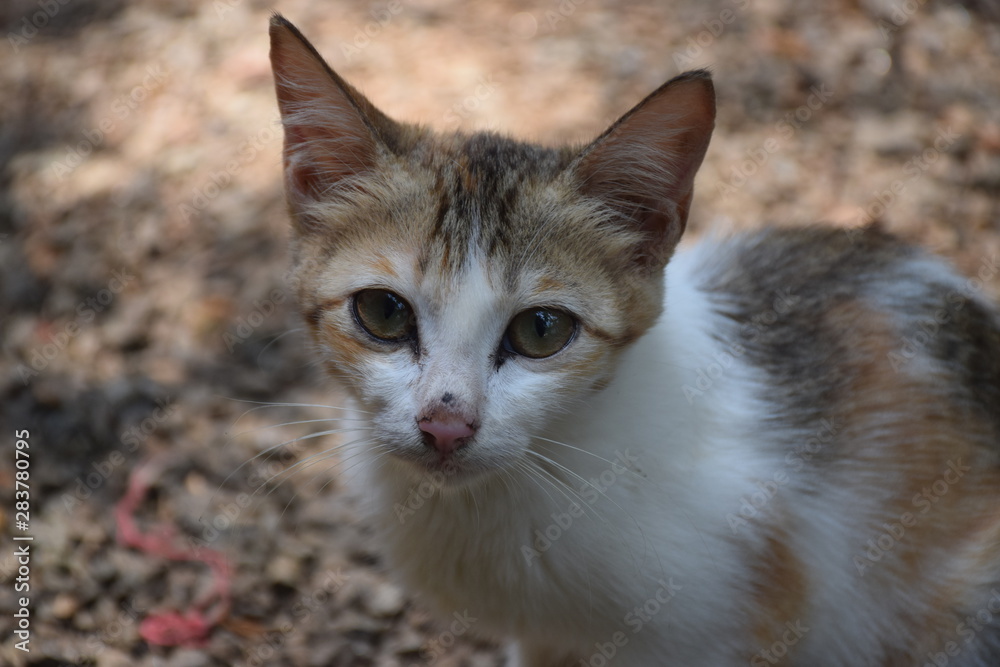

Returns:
283,125,320,199
576,72,715,264
270,19,380,204
286,159,322,201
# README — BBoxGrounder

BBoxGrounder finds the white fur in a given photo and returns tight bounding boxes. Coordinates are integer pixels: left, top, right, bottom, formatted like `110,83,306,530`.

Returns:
338,240,977,665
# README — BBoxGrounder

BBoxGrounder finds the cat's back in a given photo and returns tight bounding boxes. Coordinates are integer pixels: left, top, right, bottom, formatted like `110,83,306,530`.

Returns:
691,224,1000,444
678,224,1000,664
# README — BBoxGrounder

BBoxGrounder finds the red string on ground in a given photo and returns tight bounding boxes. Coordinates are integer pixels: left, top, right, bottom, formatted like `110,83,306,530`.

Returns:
114,455,232,648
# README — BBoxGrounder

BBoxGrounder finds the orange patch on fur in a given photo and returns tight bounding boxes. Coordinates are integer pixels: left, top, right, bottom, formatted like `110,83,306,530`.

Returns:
369,254,399,278
821,298,1000,655
748,526,808,660
458,154,478,192
531,275,566,295
317,316,371,375
584,323,638,350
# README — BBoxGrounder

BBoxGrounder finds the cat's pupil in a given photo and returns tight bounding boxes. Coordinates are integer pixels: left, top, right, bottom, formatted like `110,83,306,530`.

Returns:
534,311,554,338
383,294,403,320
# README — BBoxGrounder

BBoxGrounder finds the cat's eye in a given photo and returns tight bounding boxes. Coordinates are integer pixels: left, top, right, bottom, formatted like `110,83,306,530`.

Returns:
353,289,417,342
503,308,576,359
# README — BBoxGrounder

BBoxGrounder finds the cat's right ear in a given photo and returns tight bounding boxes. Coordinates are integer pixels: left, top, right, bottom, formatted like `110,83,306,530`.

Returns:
269,14,396,217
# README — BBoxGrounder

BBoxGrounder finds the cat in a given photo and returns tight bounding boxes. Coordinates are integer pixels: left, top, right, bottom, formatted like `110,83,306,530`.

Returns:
268,13,1000,666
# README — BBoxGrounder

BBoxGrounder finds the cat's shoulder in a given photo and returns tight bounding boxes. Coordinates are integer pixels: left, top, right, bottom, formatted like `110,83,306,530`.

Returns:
677,223,1000,440
688,224,935,293
685,223,997,318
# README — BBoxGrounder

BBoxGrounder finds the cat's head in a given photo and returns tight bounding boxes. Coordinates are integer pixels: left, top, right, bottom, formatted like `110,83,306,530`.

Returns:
269,15,714,485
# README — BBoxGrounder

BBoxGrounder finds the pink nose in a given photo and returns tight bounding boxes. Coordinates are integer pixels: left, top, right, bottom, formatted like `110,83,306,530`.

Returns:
418,418,475,454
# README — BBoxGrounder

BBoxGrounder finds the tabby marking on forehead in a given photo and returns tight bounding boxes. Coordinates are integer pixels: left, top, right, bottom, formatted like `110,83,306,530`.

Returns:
412,135,574,282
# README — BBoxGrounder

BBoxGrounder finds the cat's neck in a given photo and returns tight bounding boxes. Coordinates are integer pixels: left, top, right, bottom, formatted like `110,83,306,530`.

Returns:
542,245,756,483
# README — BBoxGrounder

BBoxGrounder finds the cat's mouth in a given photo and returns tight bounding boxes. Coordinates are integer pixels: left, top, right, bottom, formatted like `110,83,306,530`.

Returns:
389,447,493,486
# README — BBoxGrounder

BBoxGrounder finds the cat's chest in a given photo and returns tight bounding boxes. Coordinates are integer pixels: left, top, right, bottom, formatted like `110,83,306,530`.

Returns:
376,481,755,665
375,481,631,638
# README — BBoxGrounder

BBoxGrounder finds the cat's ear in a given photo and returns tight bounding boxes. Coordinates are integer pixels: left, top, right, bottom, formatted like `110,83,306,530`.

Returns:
269,14,399,214
573,70,715,267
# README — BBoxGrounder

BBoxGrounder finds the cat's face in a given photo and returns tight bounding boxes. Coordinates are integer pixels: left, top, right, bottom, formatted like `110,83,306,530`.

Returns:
289,138,656,483
269,15,715,485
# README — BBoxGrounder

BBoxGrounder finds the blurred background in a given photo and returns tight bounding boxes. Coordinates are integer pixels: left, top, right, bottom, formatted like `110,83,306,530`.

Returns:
1,0,999,664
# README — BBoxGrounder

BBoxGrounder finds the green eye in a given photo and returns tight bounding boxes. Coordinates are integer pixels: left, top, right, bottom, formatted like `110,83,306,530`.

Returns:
353,289,416,342
504,308,576,359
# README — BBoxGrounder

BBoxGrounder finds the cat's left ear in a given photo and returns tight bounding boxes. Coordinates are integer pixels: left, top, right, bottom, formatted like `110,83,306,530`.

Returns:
573,70,715,267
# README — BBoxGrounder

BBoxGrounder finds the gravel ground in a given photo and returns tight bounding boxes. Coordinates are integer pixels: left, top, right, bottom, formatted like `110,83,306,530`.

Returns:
1,0,999,665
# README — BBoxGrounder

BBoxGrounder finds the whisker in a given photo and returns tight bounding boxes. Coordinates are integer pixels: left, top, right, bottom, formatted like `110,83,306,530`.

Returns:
230,436,377,547
530,435,649,485
464,484,481,528
255,328,305,369
215,426,373,501
261,434,376,496
524,449,657,578
274,441,386,523
515,457,607,527
339,444,390,480
526,450,639,520
222,396,373,416
316,445,392,494
227,416,370,440
494,465,521,501
511,459,568,514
